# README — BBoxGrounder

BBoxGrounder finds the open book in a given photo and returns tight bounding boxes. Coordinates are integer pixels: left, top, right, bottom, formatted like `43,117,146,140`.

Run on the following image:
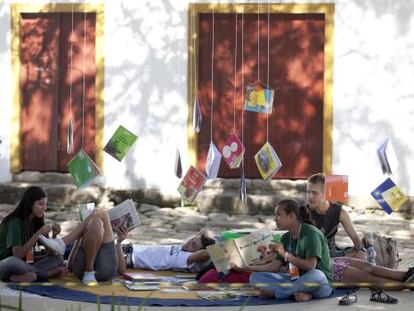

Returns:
222,133,245,169
206,228,274,274
67,149,100,188
78,199,141,233
377,138,398,175
104,125,138,162
177,166,207,203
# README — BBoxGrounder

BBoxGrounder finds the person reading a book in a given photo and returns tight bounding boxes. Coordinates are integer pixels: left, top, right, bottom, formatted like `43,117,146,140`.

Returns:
116,228,215,274
306,173,365,259
0,186,68,282
233,198,333,302
39,207,118,286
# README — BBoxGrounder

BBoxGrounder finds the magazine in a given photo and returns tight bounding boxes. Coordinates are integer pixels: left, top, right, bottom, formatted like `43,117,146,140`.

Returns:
104,125,138,161
377,138,398,175
67,149,100,188
243,81,274,114
222,133,245,169
108,199,141,233
254,142,282,180
206,228,274,273
371,178,408,214
324,175,349,203
177,166,207,203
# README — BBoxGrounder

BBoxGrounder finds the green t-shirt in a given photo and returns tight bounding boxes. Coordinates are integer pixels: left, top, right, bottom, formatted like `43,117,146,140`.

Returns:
276,223,333,282
0,218,24,260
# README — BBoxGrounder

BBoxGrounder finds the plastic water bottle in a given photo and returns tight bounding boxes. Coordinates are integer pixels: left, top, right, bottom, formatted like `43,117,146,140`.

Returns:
365,233,376,265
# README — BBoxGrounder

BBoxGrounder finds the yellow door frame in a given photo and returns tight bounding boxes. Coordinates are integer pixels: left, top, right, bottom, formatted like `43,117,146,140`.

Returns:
10,3,105,172
187,3,334,174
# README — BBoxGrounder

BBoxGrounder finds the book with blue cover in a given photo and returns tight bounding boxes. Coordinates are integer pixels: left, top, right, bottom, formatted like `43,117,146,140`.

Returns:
371,178,408,214
243,81,274,114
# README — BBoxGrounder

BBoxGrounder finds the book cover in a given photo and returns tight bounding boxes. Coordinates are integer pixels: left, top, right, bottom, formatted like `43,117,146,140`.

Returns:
205,142,221,179
206,228,273,273
243,81,274,114
67,149,100,188
78,202,96,222
371,178,408,214
254,142,282,180
108,199,141,233
177,166,207,203
377,138,398,175
104,125,138,161
324,175,349,203
222,133,245,169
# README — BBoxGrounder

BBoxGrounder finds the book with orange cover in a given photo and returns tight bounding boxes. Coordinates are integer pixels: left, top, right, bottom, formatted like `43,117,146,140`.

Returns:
324,175,349,203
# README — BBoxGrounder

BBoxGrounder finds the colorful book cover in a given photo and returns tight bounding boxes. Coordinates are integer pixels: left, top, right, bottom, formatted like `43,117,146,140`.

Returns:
177,166,207,203
243,81,274,114
377,138,398,175
324,175,349,203
254,142,282,180
222,133,245,169
371,178,408,214
205,142,221,179
67,149,100,188
104,125,138,161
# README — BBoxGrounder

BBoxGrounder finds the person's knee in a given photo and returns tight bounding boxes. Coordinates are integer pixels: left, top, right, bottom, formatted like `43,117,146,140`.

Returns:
86,218,104,237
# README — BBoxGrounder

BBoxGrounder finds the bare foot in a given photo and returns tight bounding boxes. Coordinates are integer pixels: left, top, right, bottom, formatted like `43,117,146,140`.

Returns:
48,266,69,279
259,289,275,299
10,272,37,283
294,292,313,302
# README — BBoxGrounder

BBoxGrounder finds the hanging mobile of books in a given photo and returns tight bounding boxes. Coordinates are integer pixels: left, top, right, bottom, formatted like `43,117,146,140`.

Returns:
253,3,282,180
191,4,202,133
243,3,274,115
67,11,101,188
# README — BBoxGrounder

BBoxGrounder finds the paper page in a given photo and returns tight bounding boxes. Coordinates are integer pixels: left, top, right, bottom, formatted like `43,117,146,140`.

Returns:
108,199,141,233
206,240,243,274
233,228,273,266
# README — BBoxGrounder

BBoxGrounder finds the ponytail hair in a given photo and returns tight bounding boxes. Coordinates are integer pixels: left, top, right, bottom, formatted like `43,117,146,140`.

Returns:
277,198,314,225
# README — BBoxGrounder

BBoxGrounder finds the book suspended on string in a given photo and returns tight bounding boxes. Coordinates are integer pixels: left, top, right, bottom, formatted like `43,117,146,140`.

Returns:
324,175,349,203
205,142,221,179
206,228,274,274
243,81,274,114
104,125,138,161
177,166,207,203
222,133,245,169
67,149,100,188
377,138,398,175
254,142,282,180
371,178,408,214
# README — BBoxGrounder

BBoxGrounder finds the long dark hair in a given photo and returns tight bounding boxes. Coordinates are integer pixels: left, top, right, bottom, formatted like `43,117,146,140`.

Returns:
0,186,46,240
277,198,314,225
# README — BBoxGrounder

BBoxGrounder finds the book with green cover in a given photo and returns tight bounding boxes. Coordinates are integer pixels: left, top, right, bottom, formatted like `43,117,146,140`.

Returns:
67,149,100,188
104,125,138,161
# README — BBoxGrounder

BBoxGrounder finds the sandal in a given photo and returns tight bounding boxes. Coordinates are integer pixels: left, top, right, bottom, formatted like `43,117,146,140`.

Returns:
338,291,357,306
370,290,398,304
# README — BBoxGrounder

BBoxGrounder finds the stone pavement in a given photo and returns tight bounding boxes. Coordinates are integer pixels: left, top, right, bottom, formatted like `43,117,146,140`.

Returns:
0,202,413,310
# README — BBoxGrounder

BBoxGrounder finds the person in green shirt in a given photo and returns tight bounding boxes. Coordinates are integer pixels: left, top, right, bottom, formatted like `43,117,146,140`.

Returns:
0,186,66,282
246,198,333,302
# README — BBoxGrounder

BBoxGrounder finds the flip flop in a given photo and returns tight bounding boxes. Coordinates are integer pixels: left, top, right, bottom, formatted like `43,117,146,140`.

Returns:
339,291,357,306
370,290,398,304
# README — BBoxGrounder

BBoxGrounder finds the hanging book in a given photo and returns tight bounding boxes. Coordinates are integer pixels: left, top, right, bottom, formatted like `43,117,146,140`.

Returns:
254,142,282,180
222,133,245,169
67,149,100,188
205,142,221,179
371,178,408,214
243,81,274,114
377,138,398,175
174,148,183,178
193,97,202,133
104,125,138,162
325,175,349,203
177,166,207,203
239,164,247,203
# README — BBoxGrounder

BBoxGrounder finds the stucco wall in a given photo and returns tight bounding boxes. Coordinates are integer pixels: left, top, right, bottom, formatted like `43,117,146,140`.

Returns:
0,0,413,201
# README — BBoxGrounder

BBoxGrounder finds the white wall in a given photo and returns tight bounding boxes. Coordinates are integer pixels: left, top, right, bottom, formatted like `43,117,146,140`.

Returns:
0,0,413,198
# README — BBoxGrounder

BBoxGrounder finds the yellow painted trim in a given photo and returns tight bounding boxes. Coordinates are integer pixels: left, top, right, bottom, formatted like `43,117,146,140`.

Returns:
188,3,334,173
10,3,105,172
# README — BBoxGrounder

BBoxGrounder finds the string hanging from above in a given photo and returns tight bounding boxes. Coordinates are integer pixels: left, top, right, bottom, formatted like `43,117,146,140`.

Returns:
239,7,247,203
191,3,202,133
66,4,75,154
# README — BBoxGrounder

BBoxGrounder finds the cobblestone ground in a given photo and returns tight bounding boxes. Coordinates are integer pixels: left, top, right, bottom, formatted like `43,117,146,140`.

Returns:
1,203,413,269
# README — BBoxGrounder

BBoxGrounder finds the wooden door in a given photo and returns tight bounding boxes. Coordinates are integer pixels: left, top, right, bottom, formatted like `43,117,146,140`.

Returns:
196,13,325,179
20,12,96,172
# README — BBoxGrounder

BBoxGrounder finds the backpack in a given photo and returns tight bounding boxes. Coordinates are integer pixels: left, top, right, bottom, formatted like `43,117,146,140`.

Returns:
362,232,400,269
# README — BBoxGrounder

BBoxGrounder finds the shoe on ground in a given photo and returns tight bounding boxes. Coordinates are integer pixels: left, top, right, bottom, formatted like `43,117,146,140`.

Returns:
338,291,357,306
82,271,98,286
38,236,66,256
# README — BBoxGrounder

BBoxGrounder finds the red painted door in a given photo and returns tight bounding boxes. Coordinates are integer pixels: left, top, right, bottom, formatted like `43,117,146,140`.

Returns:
20,12,96,172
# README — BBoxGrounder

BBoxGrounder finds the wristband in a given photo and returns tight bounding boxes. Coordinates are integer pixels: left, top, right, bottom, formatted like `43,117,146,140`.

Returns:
284,252,289,262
